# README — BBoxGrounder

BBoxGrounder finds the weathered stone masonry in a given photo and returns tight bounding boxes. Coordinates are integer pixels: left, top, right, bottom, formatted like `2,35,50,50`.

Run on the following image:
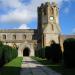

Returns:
0,2,64,56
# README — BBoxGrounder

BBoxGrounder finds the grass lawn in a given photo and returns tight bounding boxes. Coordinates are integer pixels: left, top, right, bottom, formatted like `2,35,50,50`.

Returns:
0,57,23,75
31,56,75,75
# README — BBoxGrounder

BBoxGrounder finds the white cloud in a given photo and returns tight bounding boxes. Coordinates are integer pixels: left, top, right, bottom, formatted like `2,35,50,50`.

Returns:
0,0,71,24
0,8,36,23
18,24,30,29
0,0,22,8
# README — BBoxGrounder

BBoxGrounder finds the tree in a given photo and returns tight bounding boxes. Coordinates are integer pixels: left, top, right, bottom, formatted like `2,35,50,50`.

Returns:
45,42,62,63
63,38,75,68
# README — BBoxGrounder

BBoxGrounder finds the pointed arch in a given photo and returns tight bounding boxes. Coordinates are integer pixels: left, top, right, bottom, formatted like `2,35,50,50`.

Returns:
52,24,54,31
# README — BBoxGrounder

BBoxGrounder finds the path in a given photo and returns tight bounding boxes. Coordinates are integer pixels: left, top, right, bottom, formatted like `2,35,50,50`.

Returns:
20,57,61,75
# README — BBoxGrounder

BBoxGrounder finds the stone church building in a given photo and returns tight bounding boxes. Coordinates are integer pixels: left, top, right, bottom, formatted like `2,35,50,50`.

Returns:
0,2,63,57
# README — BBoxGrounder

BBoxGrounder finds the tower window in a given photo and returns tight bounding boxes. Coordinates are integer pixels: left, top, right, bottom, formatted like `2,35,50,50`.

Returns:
43,8,47,15
51,7,54,14
23,34,26,39
44,10,46,15
3,35,6,39
13,35,16,40
52,24,54,31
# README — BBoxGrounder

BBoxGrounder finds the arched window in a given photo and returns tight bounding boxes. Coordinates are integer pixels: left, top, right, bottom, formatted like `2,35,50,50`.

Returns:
3,34,6,39
51,7,54,14
23,34,26,39
13,35,16,40
52,24,54,31
42,8,47,15
44,8,47,15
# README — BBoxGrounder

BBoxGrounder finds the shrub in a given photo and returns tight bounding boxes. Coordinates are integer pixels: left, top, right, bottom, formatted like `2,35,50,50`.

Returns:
45,43,62,63
3,45,18,64
0,41,3,46
0,41,5,66
36,42,62,63
0,41,18,67
50,43,62,63
45,46,51,60
63,38,75,68
0,46,4,66
35,47,45,58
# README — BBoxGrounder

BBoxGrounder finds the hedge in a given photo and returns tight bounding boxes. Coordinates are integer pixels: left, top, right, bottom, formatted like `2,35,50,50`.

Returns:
35,43,62,63
45,43,62,63
0,41,18,67
63,38,75,68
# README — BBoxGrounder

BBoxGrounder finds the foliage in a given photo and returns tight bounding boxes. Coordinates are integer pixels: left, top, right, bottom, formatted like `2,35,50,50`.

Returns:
0,41,3,46
45,43,62,63
3,45,18,63
0,42,4,66
63,38,75,68
35,47,45,58
45,46,51,60
35,42,62,63
0,41,18,67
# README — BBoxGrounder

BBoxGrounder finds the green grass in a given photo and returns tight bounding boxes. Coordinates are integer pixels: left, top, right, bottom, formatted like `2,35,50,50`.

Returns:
31,56,75,75
0,57,23,75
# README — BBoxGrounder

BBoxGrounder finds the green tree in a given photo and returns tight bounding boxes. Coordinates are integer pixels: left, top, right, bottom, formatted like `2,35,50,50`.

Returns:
63,38,75,68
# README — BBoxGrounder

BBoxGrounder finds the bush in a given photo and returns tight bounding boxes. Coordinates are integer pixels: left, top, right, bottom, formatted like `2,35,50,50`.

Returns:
0,41,5,66
35,42,62,63
63,38,75,68
0,41,18,67
0,41,3,46
35,48,45,58
50,43,62,63
0,46,4,66
45,46,51,60
45,43,62,63
3,45,18,64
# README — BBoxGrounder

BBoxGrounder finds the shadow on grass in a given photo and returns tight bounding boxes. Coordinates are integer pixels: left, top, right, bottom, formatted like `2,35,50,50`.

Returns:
0,57,22,75
0,66,21,75
31,57,75,75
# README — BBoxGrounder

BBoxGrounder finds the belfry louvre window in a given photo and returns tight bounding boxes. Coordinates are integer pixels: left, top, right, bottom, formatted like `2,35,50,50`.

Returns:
44,8,47,15
13,35,16,40
52,24,54,31
3,35,6,39
23,35,26,39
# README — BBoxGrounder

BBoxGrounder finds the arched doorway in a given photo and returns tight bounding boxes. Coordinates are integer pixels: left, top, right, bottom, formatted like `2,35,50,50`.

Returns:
23,47,30,56
18,41,34,57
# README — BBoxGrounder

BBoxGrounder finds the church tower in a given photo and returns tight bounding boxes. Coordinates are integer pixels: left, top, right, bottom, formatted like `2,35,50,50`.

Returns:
37,2,61,48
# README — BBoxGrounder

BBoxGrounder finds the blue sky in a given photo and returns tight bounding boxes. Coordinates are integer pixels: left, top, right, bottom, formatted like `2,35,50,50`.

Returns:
0,0,75,34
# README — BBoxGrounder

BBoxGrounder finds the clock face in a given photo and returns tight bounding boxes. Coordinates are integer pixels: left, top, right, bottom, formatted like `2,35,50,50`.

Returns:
50,16,54,20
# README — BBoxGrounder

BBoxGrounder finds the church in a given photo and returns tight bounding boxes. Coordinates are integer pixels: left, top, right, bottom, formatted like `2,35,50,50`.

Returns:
0,2,63,57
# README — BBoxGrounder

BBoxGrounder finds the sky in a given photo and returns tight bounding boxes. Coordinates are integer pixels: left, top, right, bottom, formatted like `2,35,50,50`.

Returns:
0,0,75,34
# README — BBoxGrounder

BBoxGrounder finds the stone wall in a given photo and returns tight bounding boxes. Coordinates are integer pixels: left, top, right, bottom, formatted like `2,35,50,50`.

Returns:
0,29,37,56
